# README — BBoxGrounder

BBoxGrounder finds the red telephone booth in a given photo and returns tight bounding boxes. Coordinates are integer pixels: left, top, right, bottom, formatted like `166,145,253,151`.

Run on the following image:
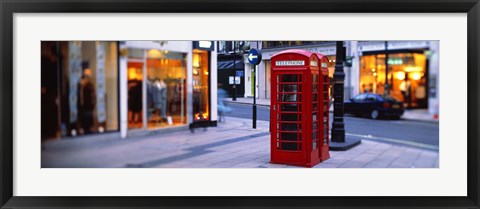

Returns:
270,49,330,167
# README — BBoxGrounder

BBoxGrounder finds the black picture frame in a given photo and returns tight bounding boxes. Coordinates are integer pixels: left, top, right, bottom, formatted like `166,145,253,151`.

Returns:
1,0,479,208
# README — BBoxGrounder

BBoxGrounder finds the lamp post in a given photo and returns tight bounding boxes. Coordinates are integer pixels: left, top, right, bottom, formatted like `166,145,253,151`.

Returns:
331,41,346,142
384,41,389,97
232,41,237,101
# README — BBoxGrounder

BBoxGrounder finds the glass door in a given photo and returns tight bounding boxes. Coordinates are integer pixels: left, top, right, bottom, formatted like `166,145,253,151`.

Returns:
127,61,144,129
274,73,303,151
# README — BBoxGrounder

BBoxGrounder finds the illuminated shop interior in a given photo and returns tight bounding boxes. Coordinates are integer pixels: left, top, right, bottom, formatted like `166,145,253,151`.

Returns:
192,49,210,122
41,41,119,140
146,49,187,129
360,53,428,108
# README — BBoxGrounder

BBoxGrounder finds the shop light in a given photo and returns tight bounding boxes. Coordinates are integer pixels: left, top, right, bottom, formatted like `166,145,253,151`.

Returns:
387,58,403,65
395,72,406,80
373,72,377,77
147,49,163,59
404,66,422,72
128,68,138,80
193,53,200,67
410,72,422,80
204,71,209,75
371,68,376,72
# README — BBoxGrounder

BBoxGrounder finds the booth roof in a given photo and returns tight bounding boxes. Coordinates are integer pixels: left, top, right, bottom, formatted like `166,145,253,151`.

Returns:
271,49,326,60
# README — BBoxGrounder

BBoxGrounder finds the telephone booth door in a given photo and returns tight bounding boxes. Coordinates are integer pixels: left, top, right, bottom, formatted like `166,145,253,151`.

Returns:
271,72,307,165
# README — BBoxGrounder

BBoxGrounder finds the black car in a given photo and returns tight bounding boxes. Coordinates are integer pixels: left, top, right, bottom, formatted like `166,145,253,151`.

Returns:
344,93,404,120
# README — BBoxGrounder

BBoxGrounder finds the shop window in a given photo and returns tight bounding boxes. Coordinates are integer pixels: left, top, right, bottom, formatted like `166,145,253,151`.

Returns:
41,41,119,140
192,50,210,122
360,53,428,108
146,50,187,129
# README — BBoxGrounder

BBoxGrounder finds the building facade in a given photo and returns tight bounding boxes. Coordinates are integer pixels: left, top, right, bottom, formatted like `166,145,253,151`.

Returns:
41,41,218,141
216,41,249,98
244,41,439,115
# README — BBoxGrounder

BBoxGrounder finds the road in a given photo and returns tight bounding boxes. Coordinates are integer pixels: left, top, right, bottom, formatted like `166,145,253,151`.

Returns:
224,102,439,150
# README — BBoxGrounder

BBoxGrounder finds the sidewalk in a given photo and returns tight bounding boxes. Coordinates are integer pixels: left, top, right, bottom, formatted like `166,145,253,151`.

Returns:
42,116,439,168
224,97,439,123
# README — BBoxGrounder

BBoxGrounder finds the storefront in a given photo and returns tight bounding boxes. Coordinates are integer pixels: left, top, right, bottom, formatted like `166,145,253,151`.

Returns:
242,41,438,114
341,41,439,114
192,41,215,128
119,41,217,138
217,59,245,98
41,41,119,141
359,45,430,109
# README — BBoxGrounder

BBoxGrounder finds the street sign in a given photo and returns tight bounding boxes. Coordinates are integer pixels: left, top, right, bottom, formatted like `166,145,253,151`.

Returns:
236,70,244,77
248,48,262,65
248,48,262,129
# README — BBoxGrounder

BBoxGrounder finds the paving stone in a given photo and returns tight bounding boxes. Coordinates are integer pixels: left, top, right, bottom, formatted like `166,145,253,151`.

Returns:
389,148,422,168
42,116,439,169
433,156,440,168
339,160,370,168
364,161,391,168
315,162,342,168
412,150,439,168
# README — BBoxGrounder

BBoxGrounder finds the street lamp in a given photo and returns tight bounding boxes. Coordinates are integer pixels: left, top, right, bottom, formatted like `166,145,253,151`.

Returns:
331,41,346,142
384,41,389,97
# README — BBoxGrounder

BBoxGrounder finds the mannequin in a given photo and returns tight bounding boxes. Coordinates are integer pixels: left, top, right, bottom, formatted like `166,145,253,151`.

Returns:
153,78,167,122
78,67,96,134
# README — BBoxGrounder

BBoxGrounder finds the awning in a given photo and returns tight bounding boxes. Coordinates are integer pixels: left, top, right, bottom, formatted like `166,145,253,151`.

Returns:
217,60,244,70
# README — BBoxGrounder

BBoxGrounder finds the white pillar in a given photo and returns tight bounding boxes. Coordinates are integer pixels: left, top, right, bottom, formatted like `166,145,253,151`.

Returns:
119,43,128,138
349,41,360,98
257,60,266,99
244,61,253,97
186,46,193,125
210,42,218,121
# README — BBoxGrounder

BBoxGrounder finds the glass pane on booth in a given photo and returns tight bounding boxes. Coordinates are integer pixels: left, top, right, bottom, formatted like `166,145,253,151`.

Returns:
275,73,303,151
312,74,320,150
322,75,330,145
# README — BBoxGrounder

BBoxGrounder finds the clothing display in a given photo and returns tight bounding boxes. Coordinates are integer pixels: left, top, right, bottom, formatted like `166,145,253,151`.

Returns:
128,79,142,113
148,78,167,121
78,76,96,134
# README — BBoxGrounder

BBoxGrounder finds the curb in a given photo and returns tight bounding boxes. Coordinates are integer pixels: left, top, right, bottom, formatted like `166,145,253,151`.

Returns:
224,101,439,123
399,118,439,124
223,100,270,107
